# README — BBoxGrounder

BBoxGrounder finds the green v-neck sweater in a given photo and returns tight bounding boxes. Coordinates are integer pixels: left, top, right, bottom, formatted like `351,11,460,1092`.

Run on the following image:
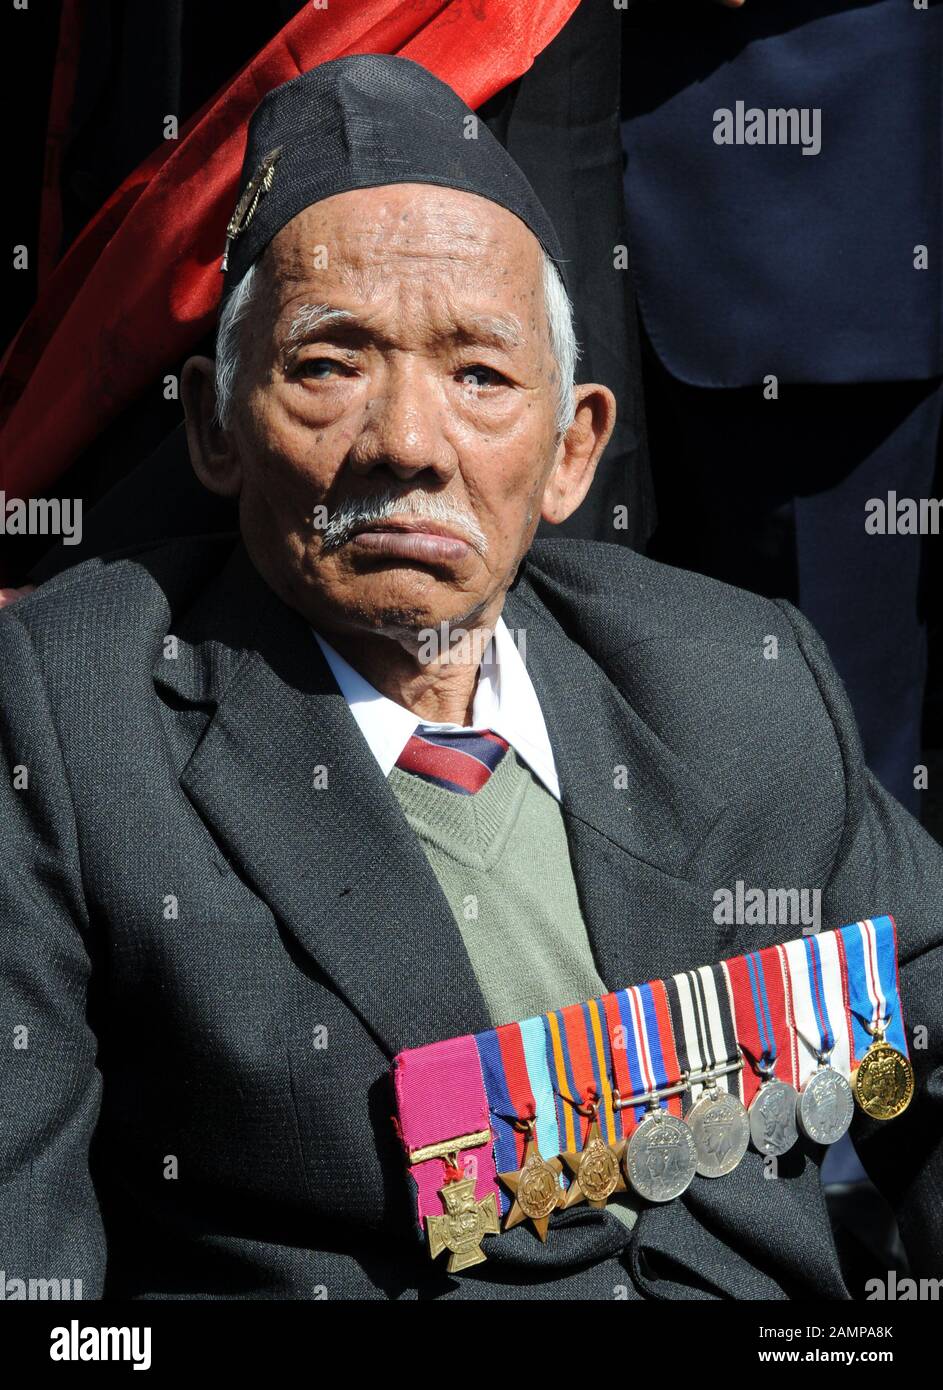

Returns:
388,746,606,1027
387,747,641,1231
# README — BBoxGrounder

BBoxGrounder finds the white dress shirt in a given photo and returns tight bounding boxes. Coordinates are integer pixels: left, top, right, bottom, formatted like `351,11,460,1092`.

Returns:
311,618,561,800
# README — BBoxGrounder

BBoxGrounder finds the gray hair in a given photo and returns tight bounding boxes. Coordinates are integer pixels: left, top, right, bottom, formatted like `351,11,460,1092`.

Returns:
213,246,580,436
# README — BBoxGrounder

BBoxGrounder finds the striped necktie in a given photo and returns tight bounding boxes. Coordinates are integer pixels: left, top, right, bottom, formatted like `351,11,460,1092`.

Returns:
395,728,510,795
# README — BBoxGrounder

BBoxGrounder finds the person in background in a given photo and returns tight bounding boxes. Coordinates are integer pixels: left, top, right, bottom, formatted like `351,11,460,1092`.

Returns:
620,0,942,1239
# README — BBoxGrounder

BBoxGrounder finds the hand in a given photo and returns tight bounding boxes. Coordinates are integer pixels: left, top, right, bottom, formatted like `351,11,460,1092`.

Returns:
0,585,36,609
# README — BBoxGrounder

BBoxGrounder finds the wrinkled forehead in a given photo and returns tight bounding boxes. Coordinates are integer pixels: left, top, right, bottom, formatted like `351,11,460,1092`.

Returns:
259,182,547,313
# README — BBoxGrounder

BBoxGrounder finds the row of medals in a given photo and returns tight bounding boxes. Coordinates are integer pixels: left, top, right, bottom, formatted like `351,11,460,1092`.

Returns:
502,1029,914,1234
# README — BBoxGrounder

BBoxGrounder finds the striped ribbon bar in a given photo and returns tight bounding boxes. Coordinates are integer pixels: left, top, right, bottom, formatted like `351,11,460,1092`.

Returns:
837,916,909,1062
665,963,742,1104
392,914,909,1246
608,980,685,1133
724,943,801,1105
780,930,854,1085
545,999,620,1153
476,1020,562,1216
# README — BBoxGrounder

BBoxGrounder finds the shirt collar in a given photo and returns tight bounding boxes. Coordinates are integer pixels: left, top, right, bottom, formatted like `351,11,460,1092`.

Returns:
311,617,561,800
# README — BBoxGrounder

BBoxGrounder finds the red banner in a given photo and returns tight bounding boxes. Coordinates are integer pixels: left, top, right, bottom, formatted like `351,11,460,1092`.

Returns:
0,0,578,501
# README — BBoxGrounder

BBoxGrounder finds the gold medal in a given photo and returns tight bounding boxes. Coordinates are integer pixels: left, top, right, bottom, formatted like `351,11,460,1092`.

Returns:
852,1027,915,1121
410,1135,499,1272
559,1103,627,1210
498,1121,564,1241
426,1160,500,1273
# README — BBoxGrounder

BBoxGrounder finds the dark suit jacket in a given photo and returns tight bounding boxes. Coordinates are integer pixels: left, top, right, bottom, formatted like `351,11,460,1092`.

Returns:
1,533,941,1299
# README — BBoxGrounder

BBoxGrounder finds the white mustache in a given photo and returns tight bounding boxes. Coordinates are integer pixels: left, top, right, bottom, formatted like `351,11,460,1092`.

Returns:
319,488,489,555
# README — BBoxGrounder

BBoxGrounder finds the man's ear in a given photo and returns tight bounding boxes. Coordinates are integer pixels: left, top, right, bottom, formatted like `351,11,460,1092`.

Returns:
540,383,617,526
180,355,243,498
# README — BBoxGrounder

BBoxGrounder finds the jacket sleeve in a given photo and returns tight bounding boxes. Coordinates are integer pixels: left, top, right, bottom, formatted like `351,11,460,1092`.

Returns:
0,607,106,1296
777,598,943,1280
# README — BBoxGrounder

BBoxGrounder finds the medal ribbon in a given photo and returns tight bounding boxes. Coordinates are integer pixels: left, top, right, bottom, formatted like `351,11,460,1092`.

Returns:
393,916,910,1243
393,1033,499,1230
545,1001,618,1148
774,942,802,1086
724,945,796,1104
665,964,741,1103
475,1023,530,1213
475,1019,562,1216
609,980,684,1135
836,915,909,1063
601,989,635,1136
781,932,852,1086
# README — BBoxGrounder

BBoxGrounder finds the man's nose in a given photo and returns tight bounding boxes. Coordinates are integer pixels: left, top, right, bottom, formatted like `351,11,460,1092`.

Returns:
348,356,457,482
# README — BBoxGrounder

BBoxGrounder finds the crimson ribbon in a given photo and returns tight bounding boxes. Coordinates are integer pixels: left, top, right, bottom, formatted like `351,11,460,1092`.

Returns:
725,946,799,1106
0,0,578,502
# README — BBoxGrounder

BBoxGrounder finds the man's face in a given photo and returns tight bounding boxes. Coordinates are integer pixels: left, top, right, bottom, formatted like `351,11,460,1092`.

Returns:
189,184,602,643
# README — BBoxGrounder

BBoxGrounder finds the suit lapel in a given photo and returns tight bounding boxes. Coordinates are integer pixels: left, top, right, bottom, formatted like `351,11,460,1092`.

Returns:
157,541,731,1059
503,584,729,989
155,539,491,1058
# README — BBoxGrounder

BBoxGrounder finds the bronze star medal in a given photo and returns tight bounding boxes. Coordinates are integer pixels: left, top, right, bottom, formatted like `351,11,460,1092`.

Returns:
499,1124,564,1241
559,1105,627,1210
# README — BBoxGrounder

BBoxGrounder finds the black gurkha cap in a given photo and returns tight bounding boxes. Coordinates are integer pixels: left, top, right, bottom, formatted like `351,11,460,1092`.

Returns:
219,52,569,303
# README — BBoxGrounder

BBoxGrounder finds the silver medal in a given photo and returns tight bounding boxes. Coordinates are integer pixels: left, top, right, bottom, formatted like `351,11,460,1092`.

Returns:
748,1076,799,1156
687,1087,750,1178
623,1107,698,1202
797,1065,855,1145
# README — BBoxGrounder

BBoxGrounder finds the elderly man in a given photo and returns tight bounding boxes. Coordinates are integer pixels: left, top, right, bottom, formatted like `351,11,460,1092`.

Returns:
1,55,941,1302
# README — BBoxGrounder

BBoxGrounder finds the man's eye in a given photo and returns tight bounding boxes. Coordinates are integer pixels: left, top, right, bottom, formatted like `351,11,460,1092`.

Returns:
296,358,349,380
458,365,505,389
